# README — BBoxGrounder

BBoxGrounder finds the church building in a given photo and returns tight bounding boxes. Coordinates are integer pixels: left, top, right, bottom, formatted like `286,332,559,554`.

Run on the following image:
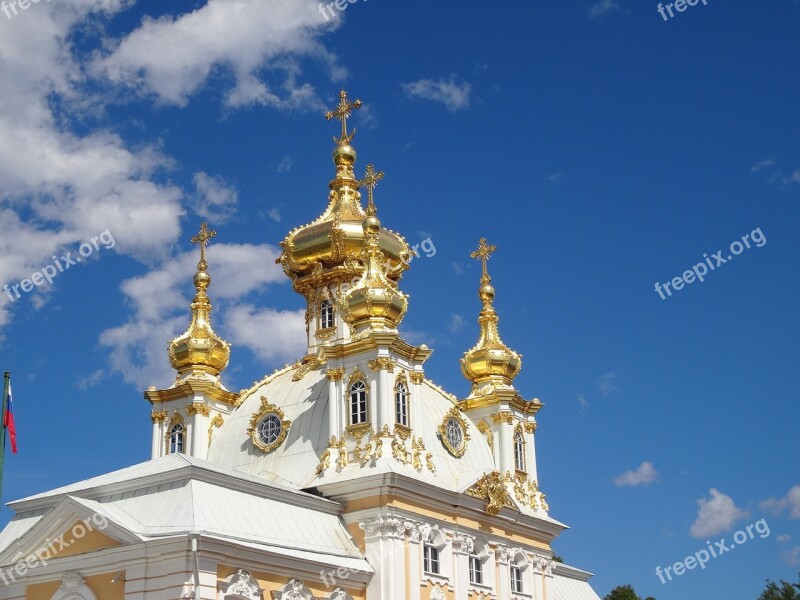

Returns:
0,91,602,600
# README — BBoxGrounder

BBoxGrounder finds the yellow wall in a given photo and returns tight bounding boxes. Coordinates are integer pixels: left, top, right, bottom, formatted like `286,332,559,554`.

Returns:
218,564,366,600
55,520,120,558
27,573,123,600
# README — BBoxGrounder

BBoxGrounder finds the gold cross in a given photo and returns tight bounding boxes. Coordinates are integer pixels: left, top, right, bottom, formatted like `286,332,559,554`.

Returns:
191,222,216,271
325,89,362,145
357,164,385,216
470,237,496,284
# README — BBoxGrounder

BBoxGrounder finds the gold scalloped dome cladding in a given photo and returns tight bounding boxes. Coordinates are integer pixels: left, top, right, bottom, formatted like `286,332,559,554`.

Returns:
341,215,408,331
461,238,522,387
277,92,410,293
168,224,231,378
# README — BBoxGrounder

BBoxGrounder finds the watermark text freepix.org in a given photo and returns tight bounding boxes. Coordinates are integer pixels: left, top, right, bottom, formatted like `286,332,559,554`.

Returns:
3,230,116,302
318,0,365,22
654,227,765,300
0,513,109,586
1,0,53,20
655,518,770,584
657,0,709,22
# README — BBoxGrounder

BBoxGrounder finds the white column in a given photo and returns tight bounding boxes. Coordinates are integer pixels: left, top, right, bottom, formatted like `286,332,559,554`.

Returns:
498,417,513,474
452,535,473,600
407,523,423,600
377,367,390,430
190,410,204,457
528,426,539,482
361,517,407,600
495,546,510,599
369,375,379,431
328,375,340,440
151,419,161,459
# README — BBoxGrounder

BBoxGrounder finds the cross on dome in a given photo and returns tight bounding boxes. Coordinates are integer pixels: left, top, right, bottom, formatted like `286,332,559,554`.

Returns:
325,89,363,146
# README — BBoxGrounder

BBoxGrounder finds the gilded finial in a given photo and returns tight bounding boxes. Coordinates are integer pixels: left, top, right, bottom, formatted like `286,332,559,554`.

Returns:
357,164,385,216
168,223,230,379
470,237,496,286
325,89,363,146
461,239,521,389
191,222,216,272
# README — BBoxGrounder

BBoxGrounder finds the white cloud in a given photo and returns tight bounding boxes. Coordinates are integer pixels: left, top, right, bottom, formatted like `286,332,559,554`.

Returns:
401,76,471,112
92,0,340,109
448,314,465,333
613,461,659,487
0,0,185,330
751,158,775,173
276,156,293,173
598,371,618,395
191,172,238,224
760,485,800,520
266,208,282,223
589,0,620,18
225,305,306,364
783,546,800,566
76,369,105,390
100,243,288,388
577,393,589,416
777,534,792,543
451,262,465,276
544,171,565,184
690,489,750,538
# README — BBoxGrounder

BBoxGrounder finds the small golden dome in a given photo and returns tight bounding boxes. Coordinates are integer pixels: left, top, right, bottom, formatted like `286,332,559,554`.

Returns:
277,92,409,294
342,216,408,332
168,223,231,378
461,238,522,388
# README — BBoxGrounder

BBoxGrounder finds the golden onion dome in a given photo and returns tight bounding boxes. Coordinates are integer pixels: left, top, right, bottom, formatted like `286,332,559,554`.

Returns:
461,238,522,388
277,91,409,292
168,223,231,378
342,215,408,332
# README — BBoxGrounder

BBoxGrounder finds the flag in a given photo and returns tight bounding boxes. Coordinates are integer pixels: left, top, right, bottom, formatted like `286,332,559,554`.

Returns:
3,381,17,454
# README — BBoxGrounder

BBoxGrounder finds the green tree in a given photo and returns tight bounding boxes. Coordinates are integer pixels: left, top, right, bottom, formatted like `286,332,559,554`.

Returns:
603,585,652,600
758,573,800,600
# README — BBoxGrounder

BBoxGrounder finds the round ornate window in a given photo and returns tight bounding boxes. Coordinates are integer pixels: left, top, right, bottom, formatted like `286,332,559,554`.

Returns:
446,417,464,450
248,397,291,453
258,414,282,446
439,407,470,457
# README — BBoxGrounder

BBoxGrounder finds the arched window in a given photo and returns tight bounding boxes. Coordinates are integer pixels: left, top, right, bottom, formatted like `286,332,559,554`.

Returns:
514,430,526,472
423,529,446,576
395,381,409,427
169,423,185,454
510,551,529,595
468,549,483,585
320,299,335,329
349,380,368,425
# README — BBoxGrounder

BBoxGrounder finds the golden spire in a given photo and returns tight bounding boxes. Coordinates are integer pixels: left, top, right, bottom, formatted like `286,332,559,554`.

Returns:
342,179,408,333
168,222,231,379
461,238,521,389
325,89,362,146
357,163,384,216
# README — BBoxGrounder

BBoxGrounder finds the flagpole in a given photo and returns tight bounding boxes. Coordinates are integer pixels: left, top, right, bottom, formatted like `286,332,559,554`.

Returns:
0,371,9,502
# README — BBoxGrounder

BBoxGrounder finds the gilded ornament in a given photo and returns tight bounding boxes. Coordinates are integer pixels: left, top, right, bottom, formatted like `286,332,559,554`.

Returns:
367,357,395,372
410,371,424,384
151,411,167,423
466,471,514,516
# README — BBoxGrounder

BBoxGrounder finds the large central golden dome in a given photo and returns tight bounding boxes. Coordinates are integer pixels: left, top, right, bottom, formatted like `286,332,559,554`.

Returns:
277,92,409,293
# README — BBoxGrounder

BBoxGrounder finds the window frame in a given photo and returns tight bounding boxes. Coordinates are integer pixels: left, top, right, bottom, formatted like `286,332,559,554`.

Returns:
395,380,409,427
514,425,526,473
320,298,335,330
349,379,368,425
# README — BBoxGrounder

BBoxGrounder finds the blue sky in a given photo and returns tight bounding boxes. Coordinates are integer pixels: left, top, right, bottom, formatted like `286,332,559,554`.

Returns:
1,1,799,598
